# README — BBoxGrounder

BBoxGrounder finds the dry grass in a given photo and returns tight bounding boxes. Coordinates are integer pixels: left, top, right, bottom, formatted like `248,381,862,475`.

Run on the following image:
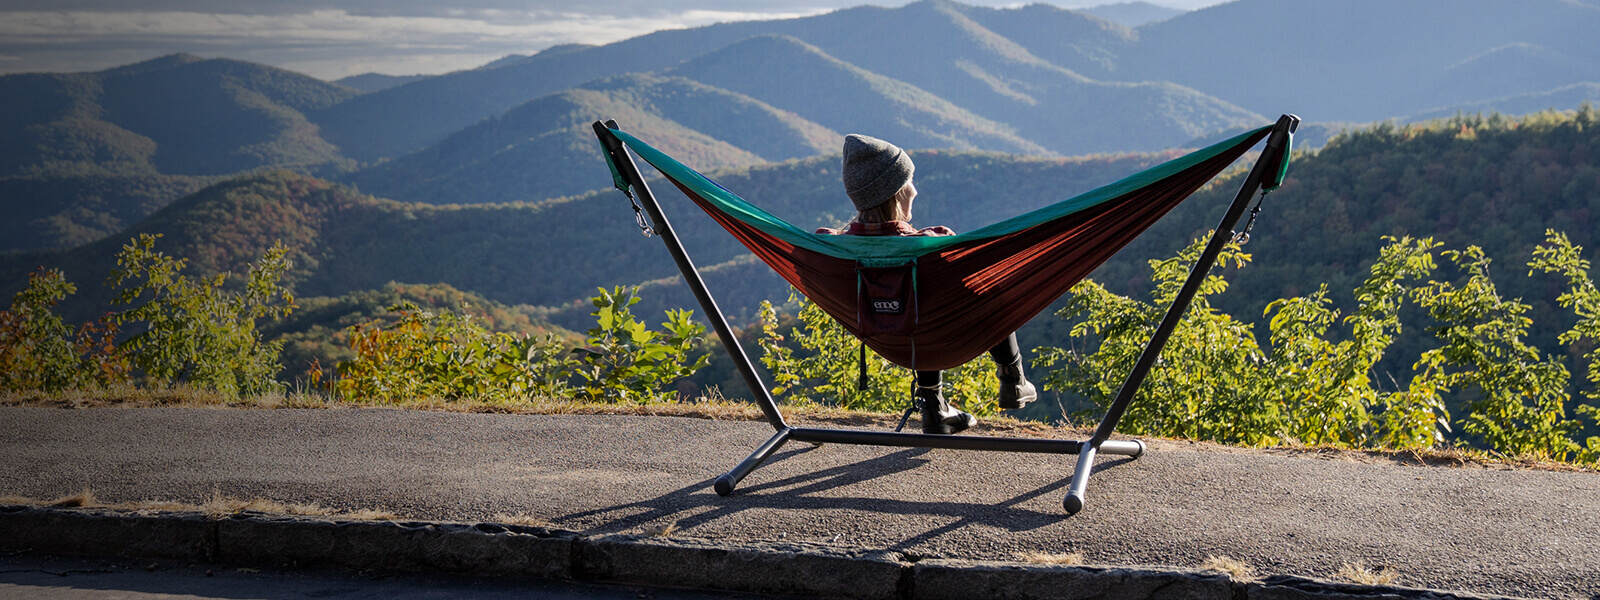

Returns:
0,385,339,411
197,492,337,517
2,384,229,410
1200,555,1256,581
1018,551,1084,566
638,521,679,537
49,486,96,508
283,502,332,515
1337,562,1400,586
343,508,398,521
1,489,398,521
491,513,551,527
129,500,193,513
1177,436,1595,473
0,385,1047,426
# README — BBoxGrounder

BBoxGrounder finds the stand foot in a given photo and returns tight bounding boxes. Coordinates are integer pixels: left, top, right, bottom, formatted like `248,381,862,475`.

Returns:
713,428,791,497
1063,493,1084,515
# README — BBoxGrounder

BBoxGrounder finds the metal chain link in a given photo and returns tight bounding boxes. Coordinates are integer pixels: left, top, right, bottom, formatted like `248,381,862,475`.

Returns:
622,187,656,237
1231,188,1271,245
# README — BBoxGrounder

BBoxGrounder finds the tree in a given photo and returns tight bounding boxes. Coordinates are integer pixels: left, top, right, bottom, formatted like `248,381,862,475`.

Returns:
1263,236,1447,449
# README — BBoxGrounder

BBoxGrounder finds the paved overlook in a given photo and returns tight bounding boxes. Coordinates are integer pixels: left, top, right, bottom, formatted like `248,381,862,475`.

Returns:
1,407,1596,599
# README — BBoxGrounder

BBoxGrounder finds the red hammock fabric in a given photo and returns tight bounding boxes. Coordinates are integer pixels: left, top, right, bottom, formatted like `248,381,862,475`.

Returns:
663,131,1267,371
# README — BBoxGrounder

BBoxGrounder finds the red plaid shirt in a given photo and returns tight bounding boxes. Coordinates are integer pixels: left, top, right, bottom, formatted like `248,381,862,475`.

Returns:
815,221,955,237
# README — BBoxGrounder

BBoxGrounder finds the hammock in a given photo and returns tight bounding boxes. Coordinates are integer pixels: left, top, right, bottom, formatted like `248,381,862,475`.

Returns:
600,126,1289,371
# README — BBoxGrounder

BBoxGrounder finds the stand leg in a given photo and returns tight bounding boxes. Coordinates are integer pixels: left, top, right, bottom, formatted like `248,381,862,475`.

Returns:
1063,442,1099,515
593,120,787,432
715,428,792,496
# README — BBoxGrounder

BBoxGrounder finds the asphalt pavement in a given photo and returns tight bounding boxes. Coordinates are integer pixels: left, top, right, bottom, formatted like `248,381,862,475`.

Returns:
1,407,1595,599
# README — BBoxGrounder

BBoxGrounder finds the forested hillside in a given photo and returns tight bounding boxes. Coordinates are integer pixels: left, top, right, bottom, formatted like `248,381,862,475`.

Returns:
0,54,358,252
1183,110,1598,313
332,73,430,93
0,54,356,178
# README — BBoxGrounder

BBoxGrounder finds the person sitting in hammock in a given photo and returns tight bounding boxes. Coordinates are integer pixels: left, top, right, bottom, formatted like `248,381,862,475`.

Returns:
816,134,1038,435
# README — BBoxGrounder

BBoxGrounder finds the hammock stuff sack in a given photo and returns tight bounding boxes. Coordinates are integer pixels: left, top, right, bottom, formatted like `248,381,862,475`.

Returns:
600,125,1290,372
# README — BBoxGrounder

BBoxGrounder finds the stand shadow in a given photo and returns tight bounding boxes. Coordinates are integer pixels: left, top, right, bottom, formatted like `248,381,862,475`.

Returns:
556,442,1138,546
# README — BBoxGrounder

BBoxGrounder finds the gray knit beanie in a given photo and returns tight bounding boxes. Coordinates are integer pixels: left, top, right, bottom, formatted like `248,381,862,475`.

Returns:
841,134,914,212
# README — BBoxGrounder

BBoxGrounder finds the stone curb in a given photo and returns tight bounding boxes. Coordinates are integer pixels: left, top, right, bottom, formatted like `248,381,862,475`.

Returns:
0,505,1528,600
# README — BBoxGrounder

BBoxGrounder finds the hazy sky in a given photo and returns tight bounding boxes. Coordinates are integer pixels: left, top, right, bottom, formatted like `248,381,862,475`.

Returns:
0,0,1227,80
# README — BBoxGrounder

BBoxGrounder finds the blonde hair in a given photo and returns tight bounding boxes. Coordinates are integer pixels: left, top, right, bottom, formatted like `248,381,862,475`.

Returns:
851,182,916,225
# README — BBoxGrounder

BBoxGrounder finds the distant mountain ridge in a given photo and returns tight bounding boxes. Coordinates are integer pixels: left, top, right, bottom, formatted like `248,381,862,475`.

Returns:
1080,2,1185,27
333,73,430,93
349,73,836,204
1408,84,1600,122
311,0,1262,165
1120,0,1600,121
670,34,1047,155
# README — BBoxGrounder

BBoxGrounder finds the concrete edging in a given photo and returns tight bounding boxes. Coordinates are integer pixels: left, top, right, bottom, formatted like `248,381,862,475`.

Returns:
0,505,1525,600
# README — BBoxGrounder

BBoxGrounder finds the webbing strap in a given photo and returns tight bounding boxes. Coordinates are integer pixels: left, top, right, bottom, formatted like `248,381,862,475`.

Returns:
858,341,868,391
596,137,656,237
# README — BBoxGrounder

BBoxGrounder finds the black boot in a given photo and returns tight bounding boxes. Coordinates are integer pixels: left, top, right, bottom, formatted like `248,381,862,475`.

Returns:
996,361,1037,410
919,385,975,435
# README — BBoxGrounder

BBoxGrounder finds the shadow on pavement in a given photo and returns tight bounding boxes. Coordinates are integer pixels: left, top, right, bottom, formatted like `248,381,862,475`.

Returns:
558,444,1138,546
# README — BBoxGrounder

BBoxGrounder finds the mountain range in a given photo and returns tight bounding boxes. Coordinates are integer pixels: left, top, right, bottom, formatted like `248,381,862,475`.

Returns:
8,0,1600,254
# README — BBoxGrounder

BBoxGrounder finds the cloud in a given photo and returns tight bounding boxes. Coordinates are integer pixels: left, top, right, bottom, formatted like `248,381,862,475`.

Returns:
0,7,828,78
0,1,1223,79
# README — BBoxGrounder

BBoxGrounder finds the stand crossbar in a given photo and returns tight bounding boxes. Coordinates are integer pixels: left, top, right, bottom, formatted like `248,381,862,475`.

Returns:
593,115,1297,514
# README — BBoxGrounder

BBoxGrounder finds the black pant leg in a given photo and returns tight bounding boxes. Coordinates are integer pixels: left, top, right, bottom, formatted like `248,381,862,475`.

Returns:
988,332,1022,367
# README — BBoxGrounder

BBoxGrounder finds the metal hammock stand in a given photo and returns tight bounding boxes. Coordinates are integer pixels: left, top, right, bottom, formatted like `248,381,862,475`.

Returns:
592,114,1298,514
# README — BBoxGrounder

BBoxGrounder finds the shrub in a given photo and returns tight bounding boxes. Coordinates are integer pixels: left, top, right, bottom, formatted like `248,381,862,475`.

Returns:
109,234,294,398
570,286,709,404
0,268,129,391
333,301,574,402
1035,232,1596,461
